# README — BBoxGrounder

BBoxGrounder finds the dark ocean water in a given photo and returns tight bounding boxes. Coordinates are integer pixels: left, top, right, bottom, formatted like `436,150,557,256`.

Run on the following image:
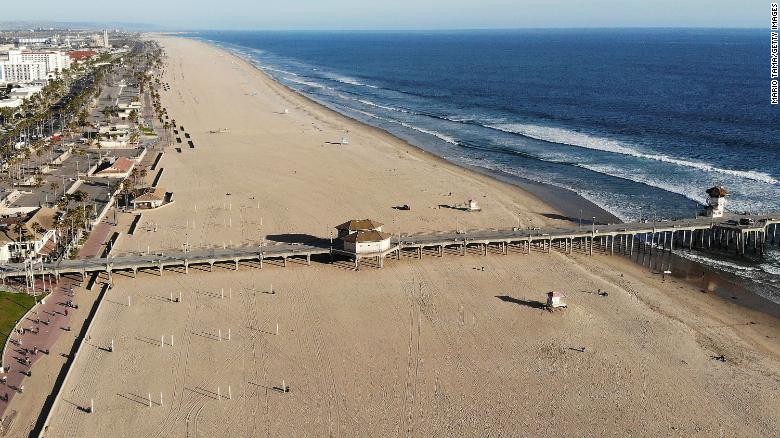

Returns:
191,29,780,302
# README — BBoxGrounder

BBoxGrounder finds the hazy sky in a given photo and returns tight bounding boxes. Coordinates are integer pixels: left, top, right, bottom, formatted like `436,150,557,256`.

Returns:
4,0,768,30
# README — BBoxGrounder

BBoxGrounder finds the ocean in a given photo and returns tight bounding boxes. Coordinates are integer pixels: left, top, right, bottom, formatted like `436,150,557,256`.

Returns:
190,29,780,304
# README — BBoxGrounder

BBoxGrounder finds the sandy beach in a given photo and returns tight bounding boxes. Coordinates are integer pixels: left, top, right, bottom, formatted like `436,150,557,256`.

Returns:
20,36,780,437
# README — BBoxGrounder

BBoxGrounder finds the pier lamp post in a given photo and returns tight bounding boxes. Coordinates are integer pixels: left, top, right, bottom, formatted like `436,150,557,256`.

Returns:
592,217,596,235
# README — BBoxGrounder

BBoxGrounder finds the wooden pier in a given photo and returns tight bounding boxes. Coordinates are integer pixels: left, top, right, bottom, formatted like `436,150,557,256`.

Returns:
2,213,778,281
397,213,780,260
2,244,332,283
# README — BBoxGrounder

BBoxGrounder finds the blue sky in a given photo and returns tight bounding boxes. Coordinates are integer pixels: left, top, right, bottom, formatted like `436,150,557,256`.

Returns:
3,0,768,30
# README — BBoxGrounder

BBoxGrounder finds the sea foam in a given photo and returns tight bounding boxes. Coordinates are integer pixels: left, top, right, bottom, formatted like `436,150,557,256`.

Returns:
487,123,779,185
357,99,411,114
282,77,328,90
324,73,379,89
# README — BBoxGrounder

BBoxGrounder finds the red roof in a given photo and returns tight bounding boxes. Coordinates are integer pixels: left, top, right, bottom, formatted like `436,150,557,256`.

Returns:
38,238,58,257
68,50,98,61
98,157,134,174
112,157,135,173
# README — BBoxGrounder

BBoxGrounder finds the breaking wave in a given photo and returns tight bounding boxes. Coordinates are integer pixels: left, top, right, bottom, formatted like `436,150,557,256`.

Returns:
324,73,379,89
487,123,779,185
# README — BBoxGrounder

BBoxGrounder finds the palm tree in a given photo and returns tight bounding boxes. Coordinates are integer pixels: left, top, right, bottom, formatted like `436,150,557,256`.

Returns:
70,190,88,202
30,222,46,235
0,107,14,127
13,218,29,242
77,109,89,127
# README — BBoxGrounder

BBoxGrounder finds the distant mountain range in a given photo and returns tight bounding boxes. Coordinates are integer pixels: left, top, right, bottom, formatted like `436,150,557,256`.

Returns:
0,21,161,31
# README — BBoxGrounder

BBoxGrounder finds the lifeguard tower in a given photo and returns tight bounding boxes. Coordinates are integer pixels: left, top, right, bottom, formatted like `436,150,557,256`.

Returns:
705,186,728,218
546,291,567,309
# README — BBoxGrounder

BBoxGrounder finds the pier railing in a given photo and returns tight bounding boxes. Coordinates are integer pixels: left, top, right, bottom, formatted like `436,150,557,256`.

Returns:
0,212,778,279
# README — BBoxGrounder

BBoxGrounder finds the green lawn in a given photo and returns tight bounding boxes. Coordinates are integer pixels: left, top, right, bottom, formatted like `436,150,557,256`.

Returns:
0,291,38,347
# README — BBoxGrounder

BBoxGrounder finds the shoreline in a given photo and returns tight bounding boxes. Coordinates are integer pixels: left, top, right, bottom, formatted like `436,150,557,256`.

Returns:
196,35,622,227
193,35,780,316
461,163,621,224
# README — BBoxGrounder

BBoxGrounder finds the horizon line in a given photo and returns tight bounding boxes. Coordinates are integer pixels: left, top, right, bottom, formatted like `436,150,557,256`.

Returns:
158,26,765,33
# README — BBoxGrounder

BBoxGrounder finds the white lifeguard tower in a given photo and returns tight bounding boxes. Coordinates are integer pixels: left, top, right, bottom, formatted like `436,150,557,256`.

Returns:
546,291,567,309
705,186,728,218
466,199,481,212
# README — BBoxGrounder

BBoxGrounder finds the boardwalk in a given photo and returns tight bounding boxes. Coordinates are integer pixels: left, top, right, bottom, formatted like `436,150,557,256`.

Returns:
1,212,778,281
0,215,120,421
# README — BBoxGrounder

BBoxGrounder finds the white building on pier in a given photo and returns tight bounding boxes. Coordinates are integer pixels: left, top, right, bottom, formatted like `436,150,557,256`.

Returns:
342,230,393,254
336,219,393,255
705,186,728,218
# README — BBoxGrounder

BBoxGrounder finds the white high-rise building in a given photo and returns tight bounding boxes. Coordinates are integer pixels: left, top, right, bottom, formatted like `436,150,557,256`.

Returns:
7,50,71,75
15,38,48,47
103,30,110,48
0,61,47,83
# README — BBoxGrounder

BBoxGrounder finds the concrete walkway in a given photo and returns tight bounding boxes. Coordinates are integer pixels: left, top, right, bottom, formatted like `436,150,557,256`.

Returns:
0,219,114,421
0,276,81,422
